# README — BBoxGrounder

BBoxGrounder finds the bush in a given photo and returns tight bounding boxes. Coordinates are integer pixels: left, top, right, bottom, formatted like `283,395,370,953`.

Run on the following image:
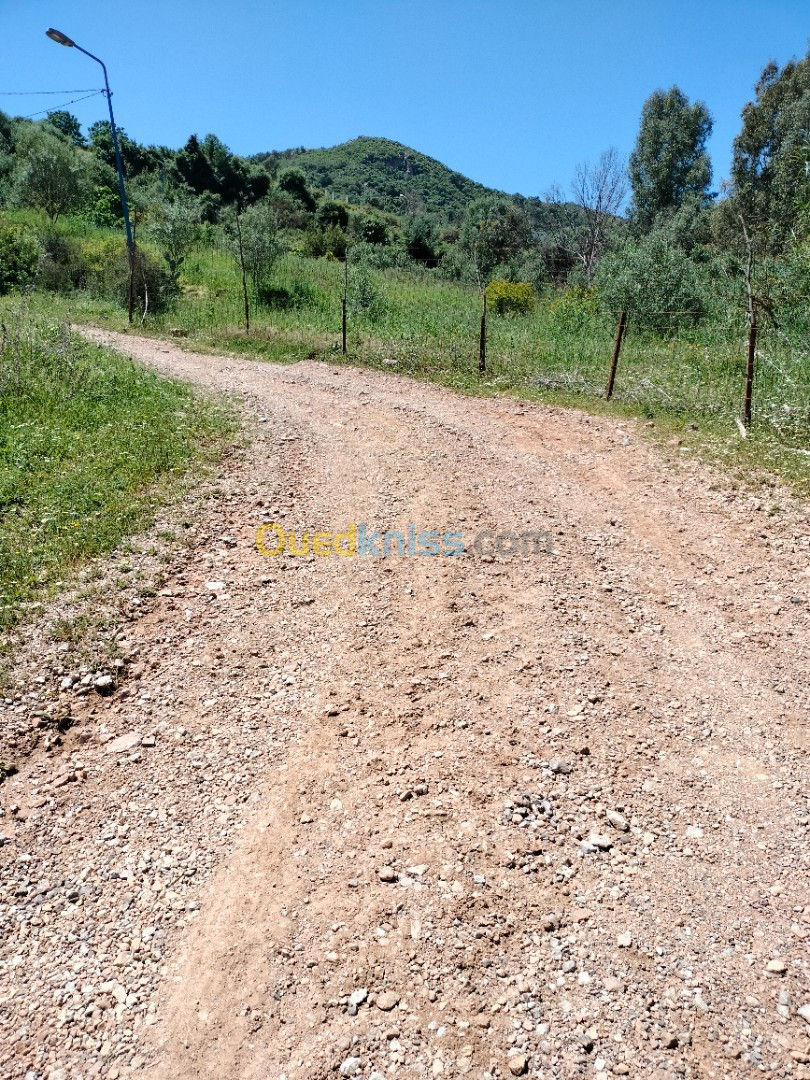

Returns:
768,246,810,335
317,200,349,230
84,186,123,229
486,280,534,315
0,222,41,295
35,227,86,293
349,240,411,271
437,245,478,283
595,232,705,335
348,265,387,322
357,217,389,245
404,215,440,266
546,285,600,332
300,225,348,260
256,281,318,310
84,238,176,313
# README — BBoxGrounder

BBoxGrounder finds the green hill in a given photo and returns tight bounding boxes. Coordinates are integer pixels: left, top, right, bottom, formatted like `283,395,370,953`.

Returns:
253,136,514,222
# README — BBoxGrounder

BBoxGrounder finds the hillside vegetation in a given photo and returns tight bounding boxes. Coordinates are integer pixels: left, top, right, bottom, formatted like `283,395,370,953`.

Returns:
252,136,509,220
1,43,810,502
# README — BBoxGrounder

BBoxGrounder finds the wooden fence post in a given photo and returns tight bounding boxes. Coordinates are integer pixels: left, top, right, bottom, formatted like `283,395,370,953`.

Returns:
605,310,627,401
743,316,757,429
235,210,250,333
341,253,348,355
478,288,487,375
739,212,757,432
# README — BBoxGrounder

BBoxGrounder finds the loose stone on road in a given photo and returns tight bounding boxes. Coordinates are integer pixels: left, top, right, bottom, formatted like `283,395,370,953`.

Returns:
1,329,809,1079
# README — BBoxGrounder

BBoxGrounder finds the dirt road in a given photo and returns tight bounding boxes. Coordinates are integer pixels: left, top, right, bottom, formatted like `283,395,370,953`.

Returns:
1,330,809,1080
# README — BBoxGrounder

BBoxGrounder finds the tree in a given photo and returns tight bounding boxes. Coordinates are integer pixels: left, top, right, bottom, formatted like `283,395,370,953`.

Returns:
0,222,41,294
403,215,440,266
145,189,202,283
174,134,216,195
174,134,269,216
545,148,627,283
727,50,810,251
277,168,316,213
357,216,389,245
629,87,713,232
88,120,158,178
230,201,283,292
459,197,532,281
0,110,15,204
594,231,705,334
45,110,86,147
317,200,349,230
12,125,93,221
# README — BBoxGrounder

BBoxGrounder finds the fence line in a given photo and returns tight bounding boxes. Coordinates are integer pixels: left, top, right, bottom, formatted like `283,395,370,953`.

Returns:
108,237,810,443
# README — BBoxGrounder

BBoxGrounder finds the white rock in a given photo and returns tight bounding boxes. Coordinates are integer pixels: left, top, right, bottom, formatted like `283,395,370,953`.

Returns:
605,810,629,832
106,732,141,754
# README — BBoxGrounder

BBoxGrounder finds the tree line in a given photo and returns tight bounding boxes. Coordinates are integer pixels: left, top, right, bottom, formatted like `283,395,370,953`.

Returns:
2,43,810,334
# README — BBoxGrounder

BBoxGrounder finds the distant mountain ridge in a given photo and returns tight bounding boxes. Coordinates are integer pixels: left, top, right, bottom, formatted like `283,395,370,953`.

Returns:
252,136,524,221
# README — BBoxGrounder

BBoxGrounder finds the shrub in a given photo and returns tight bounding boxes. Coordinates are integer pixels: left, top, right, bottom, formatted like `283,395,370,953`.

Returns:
35,227,86,293
403,215,440,266
317,200,350,230
348,265,387,322
486,279,534,315
349,240,410,271
595,231,705,334
300,225,348,260
546,285,600,332
84,186,123,229
768,246,810,335
357,217,389,245
437,245,478,283
84,238,176,313
0,222,41,295
256,281,318,310
130,249,178,314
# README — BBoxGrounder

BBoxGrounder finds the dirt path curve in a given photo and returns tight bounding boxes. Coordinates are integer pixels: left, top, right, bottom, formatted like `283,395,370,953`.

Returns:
2,329,810,1080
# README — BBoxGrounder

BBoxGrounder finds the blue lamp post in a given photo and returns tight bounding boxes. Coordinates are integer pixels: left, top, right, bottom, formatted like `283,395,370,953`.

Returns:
46,27,136,320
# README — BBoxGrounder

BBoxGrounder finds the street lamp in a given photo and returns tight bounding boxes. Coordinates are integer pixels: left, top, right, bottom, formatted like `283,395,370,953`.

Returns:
45,27,135,319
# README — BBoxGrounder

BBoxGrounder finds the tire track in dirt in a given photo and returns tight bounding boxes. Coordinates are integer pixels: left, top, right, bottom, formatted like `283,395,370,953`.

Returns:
1,329,808,1080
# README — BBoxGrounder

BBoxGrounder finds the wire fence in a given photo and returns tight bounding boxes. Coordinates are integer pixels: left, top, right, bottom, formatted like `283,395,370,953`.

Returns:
98,235,810,450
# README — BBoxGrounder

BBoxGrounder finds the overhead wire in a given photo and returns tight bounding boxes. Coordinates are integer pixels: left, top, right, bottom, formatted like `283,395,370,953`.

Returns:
0,88,101,95
19,90,107,121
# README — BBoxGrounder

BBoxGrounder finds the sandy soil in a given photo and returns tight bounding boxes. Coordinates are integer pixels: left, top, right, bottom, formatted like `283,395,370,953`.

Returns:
1,328,809,1080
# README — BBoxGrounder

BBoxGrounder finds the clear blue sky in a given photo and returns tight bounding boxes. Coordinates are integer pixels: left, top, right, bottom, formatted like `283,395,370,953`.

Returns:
3,1,809,199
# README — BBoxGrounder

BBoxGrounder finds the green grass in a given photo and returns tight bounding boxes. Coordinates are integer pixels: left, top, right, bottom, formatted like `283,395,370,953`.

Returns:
17,214,810,497
0,303,236,631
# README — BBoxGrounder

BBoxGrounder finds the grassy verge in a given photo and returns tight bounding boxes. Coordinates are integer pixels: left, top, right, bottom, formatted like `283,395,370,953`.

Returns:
0,302,237,631
22,231,810,498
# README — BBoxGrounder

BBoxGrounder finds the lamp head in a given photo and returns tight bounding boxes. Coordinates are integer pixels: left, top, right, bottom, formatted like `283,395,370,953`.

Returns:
46,28,75,47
